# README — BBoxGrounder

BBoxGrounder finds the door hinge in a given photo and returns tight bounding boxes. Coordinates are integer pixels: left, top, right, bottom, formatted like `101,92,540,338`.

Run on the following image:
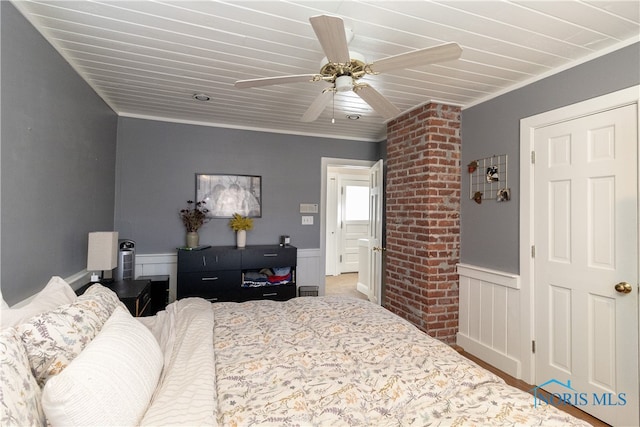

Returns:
531,151,536,164
339,255,342,263
531,245,535,258
532,340,536,353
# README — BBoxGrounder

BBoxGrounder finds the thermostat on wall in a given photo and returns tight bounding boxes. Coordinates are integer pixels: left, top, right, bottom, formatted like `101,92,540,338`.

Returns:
300,203,319,213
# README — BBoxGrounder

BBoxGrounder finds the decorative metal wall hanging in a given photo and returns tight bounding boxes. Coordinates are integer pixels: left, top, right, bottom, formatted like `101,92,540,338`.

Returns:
468,154,510,203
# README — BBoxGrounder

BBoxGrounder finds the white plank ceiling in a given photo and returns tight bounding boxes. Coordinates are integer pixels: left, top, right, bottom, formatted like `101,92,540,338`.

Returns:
12,0,640,141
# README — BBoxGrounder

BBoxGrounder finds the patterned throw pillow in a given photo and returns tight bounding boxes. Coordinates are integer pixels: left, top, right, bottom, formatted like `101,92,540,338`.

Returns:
0,327,46,426
78,284,127,324
17,299,104,386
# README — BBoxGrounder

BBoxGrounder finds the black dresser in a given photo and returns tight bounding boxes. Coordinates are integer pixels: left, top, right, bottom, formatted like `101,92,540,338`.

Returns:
177,245,297,303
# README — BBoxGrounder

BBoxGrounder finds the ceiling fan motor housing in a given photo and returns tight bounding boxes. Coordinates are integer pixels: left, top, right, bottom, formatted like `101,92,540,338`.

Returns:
319,50,367,82
335,75,353,92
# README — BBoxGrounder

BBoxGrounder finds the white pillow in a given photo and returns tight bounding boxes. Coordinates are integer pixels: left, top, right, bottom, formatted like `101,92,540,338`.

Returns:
1,276,77,328
42,307,163,426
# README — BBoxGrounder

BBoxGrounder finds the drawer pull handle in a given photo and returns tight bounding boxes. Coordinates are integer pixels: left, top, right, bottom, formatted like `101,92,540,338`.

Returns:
201,277,219,281
263,253,278,257
206,297,219,302
262,292,278,297
202,255,206,267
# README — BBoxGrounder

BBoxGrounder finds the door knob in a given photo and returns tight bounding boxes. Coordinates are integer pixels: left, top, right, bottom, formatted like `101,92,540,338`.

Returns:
372,246,386,252
614,282,632,294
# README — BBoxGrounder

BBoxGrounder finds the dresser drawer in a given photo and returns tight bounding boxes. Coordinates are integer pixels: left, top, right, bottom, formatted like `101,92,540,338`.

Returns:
177,270,240,299
240,284,296,301
194,289,239,303
178,248,241,272
241,246,296,269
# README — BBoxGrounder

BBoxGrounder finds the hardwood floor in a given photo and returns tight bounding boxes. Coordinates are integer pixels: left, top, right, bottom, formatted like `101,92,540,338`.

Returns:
457,349,610,427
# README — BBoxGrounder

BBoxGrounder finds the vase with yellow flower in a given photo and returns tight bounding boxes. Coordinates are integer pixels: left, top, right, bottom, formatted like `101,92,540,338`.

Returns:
229,213,253,248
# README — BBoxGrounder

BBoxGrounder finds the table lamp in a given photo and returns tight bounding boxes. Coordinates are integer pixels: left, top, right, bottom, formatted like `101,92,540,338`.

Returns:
87,231,118,283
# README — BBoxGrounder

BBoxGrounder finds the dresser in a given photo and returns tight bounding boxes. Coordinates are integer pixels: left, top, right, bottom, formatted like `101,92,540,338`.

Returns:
177,245,297,302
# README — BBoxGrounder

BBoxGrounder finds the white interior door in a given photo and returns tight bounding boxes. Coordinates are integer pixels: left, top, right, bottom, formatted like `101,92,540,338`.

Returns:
339,179,369,273
368,159,384,304
534,104,638,426
325,173,338,276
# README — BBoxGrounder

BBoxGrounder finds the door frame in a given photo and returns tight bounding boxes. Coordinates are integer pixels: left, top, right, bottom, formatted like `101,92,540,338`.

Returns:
519,85,640,384
320,157,375,295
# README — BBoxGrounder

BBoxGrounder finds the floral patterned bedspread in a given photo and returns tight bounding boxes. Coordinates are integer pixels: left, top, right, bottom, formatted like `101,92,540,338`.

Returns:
212,296,589,426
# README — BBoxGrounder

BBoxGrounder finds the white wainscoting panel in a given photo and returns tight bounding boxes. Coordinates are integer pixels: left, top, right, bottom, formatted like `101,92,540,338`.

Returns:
457,263,522,378
135,253,178,302
296,248,323,294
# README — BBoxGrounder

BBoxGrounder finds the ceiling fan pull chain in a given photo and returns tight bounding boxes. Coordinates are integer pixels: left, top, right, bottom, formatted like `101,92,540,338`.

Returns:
332,92,335,124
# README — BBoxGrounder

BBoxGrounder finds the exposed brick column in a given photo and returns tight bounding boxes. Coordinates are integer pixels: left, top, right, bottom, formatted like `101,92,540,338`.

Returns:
384,102,461,344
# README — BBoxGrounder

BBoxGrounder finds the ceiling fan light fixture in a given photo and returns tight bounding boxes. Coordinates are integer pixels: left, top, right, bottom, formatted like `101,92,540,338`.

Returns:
335,75,353,92
193,93,211,101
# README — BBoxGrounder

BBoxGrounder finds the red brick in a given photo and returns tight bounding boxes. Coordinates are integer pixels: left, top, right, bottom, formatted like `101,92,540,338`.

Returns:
385,102,461,344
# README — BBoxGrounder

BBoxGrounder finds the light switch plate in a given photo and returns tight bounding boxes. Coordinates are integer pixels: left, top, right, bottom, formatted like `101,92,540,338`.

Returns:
300,203,319,213
301,216,314,225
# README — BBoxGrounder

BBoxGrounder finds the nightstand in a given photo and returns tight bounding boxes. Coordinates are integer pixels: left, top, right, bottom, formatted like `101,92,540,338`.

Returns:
138,275,169,314
109,279,152,317
77,279,152,317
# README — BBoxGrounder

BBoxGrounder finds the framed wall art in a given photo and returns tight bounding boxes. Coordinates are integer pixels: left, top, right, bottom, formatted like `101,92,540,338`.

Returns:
196,174,262,218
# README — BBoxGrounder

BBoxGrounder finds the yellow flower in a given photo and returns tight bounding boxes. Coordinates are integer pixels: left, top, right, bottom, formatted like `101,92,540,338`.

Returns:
228,213,253,231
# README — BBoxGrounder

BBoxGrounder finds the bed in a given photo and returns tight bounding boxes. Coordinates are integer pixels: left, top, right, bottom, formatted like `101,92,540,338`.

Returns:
1,279,590,426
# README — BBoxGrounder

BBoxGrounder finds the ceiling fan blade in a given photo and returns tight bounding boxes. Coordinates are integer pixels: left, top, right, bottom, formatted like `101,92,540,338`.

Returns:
309,15,351,64
354,84,401,120
301,90,333,122
368,42,462,74
235,74,321,89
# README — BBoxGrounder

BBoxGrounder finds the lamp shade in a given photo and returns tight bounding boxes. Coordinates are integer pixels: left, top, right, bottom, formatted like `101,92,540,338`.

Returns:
87,232,118,271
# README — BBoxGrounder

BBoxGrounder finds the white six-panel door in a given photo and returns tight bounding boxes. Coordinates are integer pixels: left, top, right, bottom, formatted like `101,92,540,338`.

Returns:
533,104,638,426
368,159,384,304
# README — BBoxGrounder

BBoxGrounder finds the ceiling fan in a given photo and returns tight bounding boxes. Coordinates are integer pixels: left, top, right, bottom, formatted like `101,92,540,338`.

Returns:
234,15,462,122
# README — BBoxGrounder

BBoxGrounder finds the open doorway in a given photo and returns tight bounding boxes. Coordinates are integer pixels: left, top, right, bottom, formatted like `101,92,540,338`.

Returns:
321,158,382,302
326,166,370,275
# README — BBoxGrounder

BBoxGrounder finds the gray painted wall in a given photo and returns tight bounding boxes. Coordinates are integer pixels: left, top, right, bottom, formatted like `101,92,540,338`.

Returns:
114,117,380,253
1,2,118,305
460,43,640,274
